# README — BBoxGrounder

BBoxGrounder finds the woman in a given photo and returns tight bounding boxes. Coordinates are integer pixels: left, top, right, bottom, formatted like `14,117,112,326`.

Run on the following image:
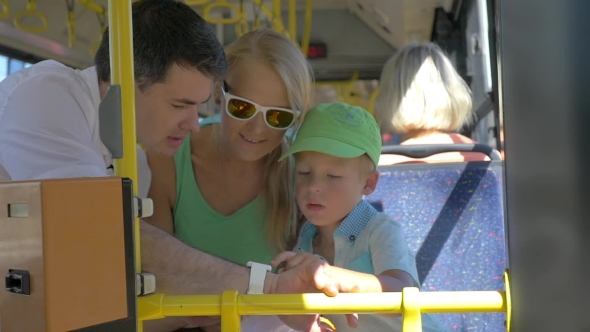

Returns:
146,28,313,331
374,42,489,165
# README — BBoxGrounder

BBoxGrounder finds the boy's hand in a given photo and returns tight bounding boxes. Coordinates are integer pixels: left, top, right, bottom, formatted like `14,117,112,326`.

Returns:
271,251,360,331
271,251,325,273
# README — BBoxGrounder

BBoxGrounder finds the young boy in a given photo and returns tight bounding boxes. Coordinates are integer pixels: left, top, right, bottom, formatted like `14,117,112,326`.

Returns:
273,102,446,332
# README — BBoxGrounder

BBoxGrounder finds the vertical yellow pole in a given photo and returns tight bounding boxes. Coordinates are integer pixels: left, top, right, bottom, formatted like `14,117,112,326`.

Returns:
108,1,142,331
221,290,241,332
289,0,296,43
272,0,282,33
402,288,422,332
301,0,312,56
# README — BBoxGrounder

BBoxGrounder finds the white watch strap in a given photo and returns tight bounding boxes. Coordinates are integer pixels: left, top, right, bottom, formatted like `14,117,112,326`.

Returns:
246,261,272,294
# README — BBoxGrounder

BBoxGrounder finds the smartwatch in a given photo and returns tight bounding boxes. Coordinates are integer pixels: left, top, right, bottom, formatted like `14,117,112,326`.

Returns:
246,261,272,294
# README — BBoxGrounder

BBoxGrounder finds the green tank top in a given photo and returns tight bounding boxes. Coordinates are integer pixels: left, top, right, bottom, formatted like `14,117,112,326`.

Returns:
172,137,277,267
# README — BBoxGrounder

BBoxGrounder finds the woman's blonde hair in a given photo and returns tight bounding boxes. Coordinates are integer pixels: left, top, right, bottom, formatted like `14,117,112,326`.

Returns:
374,42,474,134
224,29,314,251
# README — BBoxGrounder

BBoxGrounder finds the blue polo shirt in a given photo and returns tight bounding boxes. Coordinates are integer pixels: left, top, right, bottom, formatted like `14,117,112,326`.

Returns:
294,200,446,332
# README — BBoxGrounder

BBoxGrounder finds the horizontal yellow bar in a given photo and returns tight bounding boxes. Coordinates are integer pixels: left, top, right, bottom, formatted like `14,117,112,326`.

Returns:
138,291,506,320
238,293,403,315
420,291,506,313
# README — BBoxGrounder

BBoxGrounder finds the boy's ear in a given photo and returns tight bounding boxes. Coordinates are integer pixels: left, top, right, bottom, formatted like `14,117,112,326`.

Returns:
362,170,380,196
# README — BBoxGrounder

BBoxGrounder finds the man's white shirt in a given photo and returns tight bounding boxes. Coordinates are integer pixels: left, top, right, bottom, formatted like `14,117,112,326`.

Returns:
0,60,151,197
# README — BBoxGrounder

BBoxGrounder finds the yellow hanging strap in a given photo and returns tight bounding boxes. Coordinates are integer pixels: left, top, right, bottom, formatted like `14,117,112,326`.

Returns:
250,0,286,33
14,0,48,33
368,88,379,115
184,0,211,5
271,0,284,33
89,9,107,56
0,0,9,20
251,1,261,31
65,0,76,48
288,0,296,43
235,0,249,37
204,0,241,24
76,0,106,14
300,0,312,56
75,0,108,55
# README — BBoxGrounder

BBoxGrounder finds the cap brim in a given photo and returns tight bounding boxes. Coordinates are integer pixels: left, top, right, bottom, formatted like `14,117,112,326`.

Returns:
279,136,365,161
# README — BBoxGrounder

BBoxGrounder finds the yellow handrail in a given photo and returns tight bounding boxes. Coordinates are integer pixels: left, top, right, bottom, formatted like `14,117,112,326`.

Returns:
14,0,48,33
108,2,141,330
204,0,241,24
0,0,9,20
138,289,508,331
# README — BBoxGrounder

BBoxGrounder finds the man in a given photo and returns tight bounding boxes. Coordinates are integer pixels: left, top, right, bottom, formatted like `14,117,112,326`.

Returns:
0,1,359,331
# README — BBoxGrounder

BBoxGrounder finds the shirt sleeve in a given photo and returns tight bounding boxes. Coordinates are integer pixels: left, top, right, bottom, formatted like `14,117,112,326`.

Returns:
369,213,420,286
0,76,108,181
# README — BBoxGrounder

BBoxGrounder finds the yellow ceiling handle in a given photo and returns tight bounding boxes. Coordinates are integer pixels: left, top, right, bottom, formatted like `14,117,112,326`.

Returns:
88,9,107,56
235,17,249,37
66,0,76,48
0,0,9,20
368,88,379,115
14,0,48,33
203,0,240,25
76,0,107,16
185,0,210,6
234,0,249,37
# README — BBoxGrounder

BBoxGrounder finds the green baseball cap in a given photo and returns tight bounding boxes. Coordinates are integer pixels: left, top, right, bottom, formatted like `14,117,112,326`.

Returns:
279,102,382,166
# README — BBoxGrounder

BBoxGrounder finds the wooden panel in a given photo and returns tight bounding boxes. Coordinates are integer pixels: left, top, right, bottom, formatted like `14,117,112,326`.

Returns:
41,177,128,332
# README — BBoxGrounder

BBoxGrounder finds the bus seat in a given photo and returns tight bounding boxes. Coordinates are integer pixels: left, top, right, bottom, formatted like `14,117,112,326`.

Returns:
369,159,507,332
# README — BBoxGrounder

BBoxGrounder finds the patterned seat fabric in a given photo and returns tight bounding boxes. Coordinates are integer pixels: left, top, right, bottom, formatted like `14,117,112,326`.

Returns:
369,161,507,332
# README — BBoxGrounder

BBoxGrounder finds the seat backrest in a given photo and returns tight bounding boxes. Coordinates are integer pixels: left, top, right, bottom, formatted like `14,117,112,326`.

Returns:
369,160,507,332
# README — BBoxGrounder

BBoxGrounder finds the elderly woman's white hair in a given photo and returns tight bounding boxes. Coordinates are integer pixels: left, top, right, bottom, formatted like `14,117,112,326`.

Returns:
374,42,474,135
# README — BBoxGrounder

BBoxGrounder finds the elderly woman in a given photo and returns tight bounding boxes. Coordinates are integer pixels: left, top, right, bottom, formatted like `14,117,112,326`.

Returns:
374,42,488,164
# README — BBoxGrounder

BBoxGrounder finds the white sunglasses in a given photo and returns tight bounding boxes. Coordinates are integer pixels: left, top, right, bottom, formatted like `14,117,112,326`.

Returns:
221,82,300,130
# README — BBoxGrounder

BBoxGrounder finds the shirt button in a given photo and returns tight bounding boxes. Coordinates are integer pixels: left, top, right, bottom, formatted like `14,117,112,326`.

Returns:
349,235,356,241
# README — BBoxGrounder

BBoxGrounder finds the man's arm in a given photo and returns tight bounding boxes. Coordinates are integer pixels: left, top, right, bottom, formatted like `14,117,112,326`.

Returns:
141,221,255,331
140,220,252,295
0,77,109,180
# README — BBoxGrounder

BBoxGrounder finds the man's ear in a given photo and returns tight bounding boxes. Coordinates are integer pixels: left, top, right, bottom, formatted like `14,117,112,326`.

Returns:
362,170,380,196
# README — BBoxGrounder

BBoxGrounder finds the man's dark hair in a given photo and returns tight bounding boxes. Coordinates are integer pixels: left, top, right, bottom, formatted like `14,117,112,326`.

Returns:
95,0,226,91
